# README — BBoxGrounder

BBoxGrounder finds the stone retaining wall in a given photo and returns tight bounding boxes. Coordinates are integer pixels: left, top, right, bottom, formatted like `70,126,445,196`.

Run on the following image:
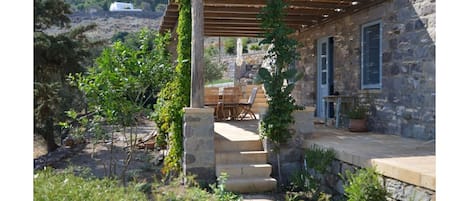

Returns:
292,0,435,140
306,159,435,201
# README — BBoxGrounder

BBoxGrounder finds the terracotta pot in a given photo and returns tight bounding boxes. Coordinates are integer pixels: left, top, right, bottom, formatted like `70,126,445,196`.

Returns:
349,118,368,132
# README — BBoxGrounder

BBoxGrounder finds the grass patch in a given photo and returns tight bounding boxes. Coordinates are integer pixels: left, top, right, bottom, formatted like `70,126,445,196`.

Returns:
205,79,233,86
34,168,243,201
34,167,147,201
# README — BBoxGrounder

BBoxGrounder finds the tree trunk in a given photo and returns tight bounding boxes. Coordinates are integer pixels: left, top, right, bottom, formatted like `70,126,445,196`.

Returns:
40,118,59,153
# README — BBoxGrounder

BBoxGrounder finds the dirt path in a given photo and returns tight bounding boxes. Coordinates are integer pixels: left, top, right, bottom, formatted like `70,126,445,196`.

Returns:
34,119,165,183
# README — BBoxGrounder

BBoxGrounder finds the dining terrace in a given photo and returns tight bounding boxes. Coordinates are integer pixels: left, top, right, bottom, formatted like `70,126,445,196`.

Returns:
204,84,268,121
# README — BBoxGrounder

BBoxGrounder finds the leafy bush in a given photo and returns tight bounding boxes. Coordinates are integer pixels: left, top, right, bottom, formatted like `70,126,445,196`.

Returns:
204,57,226,84
304,145,336,174
249,44,261,51
343,167,388,201
290,169,318,192
210,172,242,201
34,167,147,200
224,38,236,55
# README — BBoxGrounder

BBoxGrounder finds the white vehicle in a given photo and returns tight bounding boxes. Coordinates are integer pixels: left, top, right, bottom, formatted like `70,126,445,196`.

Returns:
109,2,142,12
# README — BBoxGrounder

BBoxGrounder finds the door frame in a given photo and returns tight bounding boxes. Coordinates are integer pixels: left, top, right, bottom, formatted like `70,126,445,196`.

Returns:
316,36,334,119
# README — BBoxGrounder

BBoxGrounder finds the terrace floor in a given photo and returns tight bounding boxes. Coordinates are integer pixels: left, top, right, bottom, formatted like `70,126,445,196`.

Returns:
214,119,435,191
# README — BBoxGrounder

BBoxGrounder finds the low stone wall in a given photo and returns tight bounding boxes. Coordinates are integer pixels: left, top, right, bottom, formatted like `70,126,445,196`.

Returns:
264,107,315,185
306,159,435,201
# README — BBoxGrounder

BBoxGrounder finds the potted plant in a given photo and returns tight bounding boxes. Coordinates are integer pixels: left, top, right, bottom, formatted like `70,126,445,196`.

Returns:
347,104,368,132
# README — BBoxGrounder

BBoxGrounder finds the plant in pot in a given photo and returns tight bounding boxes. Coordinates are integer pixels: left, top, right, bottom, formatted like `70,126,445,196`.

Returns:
347,104,369,132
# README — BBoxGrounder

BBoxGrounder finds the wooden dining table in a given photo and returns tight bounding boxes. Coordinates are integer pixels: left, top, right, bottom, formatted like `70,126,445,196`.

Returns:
204,86,242,121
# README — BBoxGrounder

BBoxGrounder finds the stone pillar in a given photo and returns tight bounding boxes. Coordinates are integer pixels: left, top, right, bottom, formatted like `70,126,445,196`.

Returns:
265,107,315,185
183,108,215,186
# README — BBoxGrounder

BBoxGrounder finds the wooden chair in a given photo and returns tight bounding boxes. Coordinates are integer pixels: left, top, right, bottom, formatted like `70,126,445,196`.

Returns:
220,86,241,120
238,87,258,120
204,87,221,120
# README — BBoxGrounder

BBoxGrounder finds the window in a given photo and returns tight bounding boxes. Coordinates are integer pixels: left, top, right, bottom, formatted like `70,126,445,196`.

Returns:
361,21,382,89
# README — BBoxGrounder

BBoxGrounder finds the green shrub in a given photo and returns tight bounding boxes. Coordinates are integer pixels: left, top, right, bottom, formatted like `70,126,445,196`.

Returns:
343,167,388,201
210,172,242,201
290,169,318,192
249,44,261,51
34,168,147,200
305,145,336,174
224,38,236,55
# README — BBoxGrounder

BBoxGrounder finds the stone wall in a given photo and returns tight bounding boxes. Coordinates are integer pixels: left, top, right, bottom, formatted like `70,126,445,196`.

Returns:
306,159,435,201
292,0,435,140
183,108,216,186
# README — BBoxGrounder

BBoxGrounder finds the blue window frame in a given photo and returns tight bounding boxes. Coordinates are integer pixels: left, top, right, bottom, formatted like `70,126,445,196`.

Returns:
361,20,382,89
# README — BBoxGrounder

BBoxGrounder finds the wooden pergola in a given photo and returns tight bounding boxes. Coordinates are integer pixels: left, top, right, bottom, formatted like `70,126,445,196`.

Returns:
160,0,386,37
160,0,385,108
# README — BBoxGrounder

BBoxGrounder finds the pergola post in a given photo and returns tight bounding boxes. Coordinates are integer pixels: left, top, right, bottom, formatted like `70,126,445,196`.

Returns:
183,0,215,186
190,0,204,108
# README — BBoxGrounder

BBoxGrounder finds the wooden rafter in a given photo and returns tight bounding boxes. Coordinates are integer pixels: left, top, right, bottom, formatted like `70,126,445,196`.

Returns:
160,0,386,37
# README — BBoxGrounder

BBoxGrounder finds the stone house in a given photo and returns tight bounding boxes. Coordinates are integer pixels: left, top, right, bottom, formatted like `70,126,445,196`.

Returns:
160,0,435,141
291,0,435,140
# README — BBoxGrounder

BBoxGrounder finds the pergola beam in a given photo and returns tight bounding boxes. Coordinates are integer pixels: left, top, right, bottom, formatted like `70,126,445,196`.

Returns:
160,0,386,37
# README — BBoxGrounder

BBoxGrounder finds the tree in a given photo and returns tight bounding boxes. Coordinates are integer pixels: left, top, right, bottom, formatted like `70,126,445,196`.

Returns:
34,0,96,152
72,31,172,180
204,57,225,83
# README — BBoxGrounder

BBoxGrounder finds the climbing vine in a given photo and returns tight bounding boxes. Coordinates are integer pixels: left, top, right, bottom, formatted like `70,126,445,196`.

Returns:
153,0,191,175
256,0,303,147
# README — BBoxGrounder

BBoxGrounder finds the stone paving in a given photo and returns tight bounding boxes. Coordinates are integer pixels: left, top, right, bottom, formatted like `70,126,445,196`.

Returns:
215,119,435,191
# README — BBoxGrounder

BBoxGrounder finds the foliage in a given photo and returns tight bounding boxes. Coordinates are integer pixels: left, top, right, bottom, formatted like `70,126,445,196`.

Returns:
204,57,226,84
256,0,302,146
249,44,262,51
35,0,71,31
224,37,236,55
34,167,147,200
205,44,219,57
73,29,172,126
210,173,242,201
347,104,368,119
342,167,388,201
224,37,248,55
286,146,335,201
72,29,172,180
290,169,318,192
285,190,332,201
153,0,191,175
34,82,62,152
34,0,98,152
348,92,376,119
304,145,336,174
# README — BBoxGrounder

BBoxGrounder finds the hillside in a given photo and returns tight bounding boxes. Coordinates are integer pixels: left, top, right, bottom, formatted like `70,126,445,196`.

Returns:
45,11,163,43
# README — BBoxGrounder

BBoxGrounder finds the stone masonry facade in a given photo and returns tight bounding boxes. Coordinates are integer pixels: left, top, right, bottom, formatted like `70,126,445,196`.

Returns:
306,159,435,201
183,108,216,186
292,0,435,140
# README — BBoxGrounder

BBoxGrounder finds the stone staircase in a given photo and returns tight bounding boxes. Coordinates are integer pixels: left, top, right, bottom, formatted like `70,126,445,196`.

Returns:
215,133,277,193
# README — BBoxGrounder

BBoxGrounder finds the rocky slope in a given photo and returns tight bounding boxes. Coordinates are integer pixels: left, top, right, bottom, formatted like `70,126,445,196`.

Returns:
45,11,163,42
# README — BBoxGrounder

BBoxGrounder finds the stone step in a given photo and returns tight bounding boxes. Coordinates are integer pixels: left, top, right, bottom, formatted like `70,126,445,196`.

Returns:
215,139,263,152
224,177,277,193
216,164,272,178
216,151,267,165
